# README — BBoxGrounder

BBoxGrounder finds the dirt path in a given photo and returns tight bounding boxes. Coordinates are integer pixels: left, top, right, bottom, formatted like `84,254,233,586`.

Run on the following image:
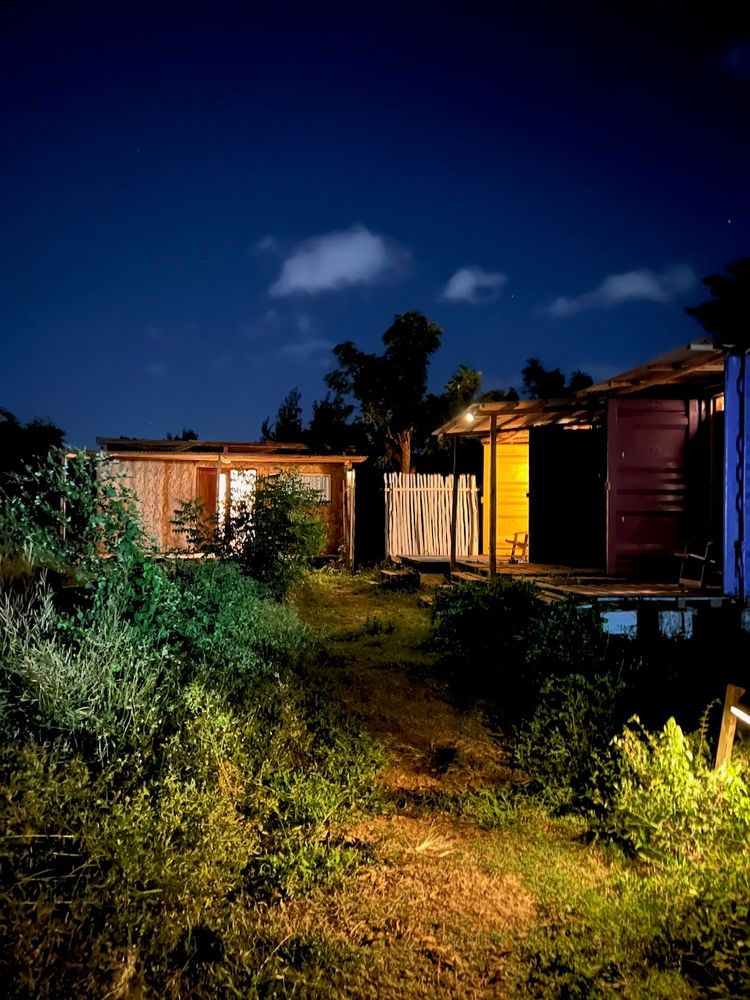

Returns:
286,575,546,998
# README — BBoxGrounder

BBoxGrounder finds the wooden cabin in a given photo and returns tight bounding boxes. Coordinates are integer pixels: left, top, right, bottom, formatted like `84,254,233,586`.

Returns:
435,340,750,600
96,438,366,561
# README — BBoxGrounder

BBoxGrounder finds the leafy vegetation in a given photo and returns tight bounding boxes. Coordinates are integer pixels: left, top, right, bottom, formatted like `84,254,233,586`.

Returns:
521,720,750,998
173,469,327,599
0,448,144,574
0,462,380,998
2,461,749,998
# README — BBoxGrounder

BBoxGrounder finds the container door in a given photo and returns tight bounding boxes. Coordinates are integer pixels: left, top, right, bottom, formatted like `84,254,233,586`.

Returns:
606,399,691,577
529,427,606,567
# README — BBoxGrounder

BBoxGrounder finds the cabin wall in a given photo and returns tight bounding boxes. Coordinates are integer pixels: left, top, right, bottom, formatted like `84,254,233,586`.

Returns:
482,432,529,558
605,397,725,580
114,456,348,555
115,458,197,550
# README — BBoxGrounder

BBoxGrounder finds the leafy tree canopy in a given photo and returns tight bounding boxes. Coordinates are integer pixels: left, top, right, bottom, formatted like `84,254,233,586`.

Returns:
261,315,593,471
261,388,305,443
165,428,199,441
685,258,750,350
0,408,65,486
325,311,443,472
521,359,592,398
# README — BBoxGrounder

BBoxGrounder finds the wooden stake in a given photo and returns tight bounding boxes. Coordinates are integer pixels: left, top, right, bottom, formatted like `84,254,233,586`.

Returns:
715,684,746,769
489,414,497,580
450,440,459,572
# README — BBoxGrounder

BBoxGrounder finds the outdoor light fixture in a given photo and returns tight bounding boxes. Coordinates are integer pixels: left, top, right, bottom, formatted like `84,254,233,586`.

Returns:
465,410,475,423
715,685,749,768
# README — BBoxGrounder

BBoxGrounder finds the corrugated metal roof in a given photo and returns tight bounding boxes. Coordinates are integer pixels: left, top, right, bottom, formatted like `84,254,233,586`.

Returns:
96,437,365,459
582,339,724,395
434,339,726,438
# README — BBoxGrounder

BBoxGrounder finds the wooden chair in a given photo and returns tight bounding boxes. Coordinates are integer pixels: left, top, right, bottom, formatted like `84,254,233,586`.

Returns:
674,540,717,589
506,531,529,563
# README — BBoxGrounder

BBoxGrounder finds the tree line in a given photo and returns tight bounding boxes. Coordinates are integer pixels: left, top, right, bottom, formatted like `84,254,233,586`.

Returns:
3,259,749,478
262,311,593,473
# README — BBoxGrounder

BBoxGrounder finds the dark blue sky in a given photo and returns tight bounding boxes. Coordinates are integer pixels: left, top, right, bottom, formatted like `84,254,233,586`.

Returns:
2,1,749,447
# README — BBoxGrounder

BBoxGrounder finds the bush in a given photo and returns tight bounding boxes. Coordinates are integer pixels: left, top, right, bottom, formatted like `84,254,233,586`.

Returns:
0,527,383,997
598,717,750,864
0,584,175,761
0,449,145,574
430,582,606,722
513,673,627,811
575,717,750,996
173,470,326,599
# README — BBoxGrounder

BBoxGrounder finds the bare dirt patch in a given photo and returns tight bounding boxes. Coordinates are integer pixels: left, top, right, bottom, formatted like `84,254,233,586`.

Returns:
340,660,511,796
288,575,540,995
273,812,535,999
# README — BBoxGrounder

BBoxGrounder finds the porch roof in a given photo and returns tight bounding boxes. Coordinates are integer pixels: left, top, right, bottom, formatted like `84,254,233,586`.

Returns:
96,437,366,462
433,339,726,438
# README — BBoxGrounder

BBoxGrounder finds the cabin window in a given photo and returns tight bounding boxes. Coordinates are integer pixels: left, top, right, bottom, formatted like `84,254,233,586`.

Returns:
299,473,332,502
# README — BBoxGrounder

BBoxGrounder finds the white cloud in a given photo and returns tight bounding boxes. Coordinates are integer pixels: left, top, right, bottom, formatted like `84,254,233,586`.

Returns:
441,266,509,304
279,336,334,362
269,225,409,297
544,265,695,318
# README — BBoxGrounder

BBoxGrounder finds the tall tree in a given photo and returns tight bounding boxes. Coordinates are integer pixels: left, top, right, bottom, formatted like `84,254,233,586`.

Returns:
326,311,443,472
165,428,199,440
521,358,592,398
0,408,65,487
261,387,305,442
685,259,750,349
307,391,363,453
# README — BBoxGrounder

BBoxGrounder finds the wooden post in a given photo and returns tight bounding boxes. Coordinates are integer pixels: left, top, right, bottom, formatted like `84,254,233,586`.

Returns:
489,413,497,580
715,684,746,769
450,439,459,573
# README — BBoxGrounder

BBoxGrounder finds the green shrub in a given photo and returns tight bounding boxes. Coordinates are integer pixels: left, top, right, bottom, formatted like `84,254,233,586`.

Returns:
430,582,606,722
598,717,750,864
0,584,175,760
174,559,313,676
0,449,145,574
1,662,381,996
0,449,383,994
573,717,750,996
430,578,539,664
173,470,326,599
513,673,627,811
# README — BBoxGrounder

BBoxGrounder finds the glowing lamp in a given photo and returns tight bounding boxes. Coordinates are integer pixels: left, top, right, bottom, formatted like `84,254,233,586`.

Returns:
465,410,475,423
730,702,750,727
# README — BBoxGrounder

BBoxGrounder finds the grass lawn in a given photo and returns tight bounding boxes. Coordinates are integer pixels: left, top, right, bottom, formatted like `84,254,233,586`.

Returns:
288,570,706,1000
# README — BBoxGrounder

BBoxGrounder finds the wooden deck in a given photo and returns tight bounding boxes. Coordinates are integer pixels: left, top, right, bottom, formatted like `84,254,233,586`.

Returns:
458,556,725,605
399,553,727,606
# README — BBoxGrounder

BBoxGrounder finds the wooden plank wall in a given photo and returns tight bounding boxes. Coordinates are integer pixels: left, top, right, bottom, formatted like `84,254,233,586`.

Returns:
482,432,529,558
384,473,479,560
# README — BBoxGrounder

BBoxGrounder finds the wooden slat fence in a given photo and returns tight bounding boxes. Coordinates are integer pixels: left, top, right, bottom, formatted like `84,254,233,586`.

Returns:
384,472,479,560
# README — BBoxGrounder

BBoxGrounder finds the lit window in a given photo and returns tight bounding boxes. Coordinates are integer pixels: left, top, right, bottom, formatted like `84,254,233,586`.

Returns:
299,473,331,502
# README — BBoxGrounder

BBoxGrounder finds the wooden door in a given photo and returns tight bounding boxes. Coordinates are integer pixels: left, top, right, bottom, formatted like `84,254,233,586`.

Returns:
196,467,218,516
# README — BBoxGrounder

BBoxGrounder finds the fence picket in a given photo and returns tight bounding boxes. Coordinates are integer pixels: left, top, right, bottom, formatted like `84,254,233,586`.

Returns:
383,472,479,560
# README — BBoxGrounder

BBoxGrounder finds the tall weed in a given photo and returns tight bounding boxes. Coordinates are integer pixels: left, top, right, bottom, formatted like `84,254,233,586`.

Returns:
0,584,173,760
513,672,626,811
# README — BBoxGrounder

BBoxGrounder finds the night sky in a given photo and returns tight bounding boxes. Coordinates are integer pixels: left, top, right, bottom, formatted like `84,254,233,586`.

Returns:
2,1,749,448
